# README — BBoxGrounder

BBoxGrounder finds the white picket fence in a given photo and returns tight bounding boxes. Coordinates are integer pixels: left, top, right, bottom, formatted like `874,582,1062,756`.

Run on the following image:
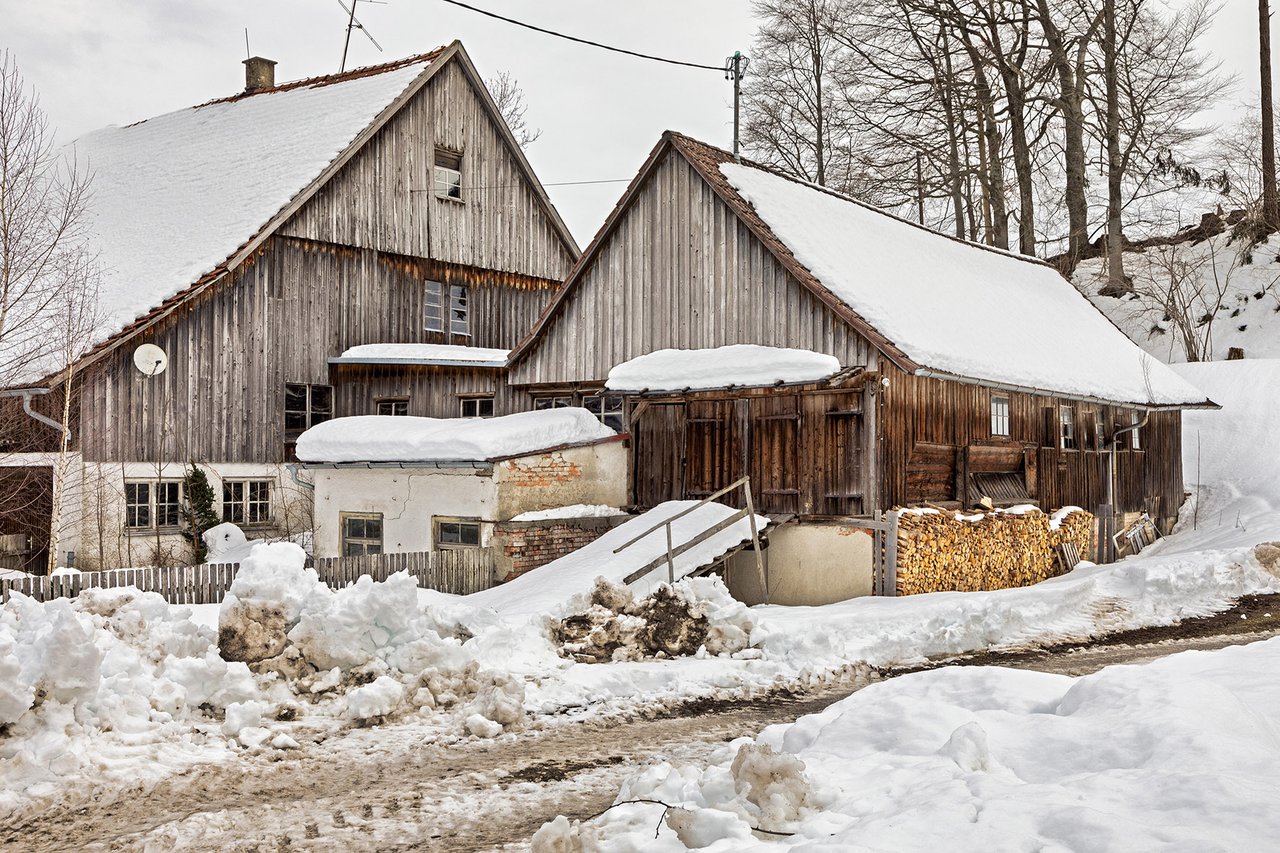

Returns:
0,549,495,604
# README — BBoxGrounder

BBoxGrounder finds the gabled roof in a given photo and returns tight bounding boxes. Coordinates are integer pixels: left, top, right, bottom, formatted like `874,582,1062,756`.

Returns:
512,131,1213,409
69,42,578,369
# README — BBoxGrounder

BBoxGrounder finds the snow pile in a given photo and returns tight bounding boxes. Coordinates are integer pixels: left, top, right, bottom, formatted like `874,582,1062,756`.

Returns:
466,501,769,621
510,504,628,522
294,408,616,463
70,54,438,344
334,343,509,366
720,162,1209,407
569,637,1280,850
606,345,840,392
203,522,248,562
0,587,259,814
554,577,754,663
217,543,523,731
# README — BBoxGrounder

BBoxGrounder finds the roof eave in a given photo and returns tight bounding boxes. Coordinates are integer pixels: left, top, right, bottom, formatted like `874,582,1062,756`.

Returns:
911,367,1220,411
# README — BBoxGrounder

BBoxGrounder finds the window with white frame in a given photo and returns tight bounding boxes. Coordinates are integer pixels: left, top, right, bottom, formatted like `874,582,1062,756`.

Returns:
377,398,410,416
584,392,625,432
434,517,482,549
990,395,1010,437
125,480,182,530
1060,405,1077,450
223,480,271,526
424,280,445,332
459,396,494,418
434,148,463,200
341,513,383,557
425,281,469,336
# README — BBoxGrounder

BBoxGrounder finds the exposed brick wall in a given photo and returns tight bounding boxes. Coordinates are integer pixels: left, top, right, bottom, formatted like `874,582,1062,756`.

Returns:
502,453,583,487
493,516,628,581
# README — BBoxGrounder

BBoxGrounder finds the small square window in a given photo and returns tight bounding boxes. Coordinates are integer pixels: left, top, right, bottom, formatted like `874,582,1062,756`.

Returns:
285,383,333,442
377,399,410,416
534,395,573,410
435,517,482,549
224,479,272,526
990,395,1010,437
342,513,383,556
434,148,463,200
460,396,495,418
584,392,625,432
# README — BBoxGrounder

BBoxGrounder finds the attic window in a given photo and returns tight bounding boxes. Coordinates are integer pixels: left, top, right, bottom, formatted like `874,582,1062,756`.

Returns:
434,148,463,200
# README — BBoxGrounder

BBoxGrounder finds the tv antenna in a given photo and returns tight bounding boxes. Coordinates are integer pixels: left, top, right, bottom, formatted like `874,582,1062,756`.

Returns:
339,0,386,72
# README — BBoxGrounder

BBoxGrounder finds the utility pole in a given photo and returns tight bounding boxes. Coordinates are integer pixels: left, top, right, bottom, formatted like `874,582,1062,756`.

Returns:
724,51,749,161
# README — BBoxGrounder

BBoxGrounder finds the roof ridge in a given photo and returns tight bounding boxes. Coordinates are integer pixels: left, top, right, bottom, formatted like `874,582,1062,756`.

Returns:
195,48,447,109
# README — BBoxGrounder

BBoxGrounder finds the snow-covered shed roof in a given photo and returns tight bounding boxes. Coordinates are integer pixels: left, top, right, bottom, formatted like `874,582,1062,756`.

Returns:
295,408,618,464
70,51,447,349
331,343,510,368
606,345,841,393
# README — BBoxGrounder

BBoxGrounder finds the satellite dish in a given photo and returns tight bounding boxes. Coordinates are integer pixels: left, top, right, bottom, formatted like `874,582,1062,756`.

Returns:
133,343,169,377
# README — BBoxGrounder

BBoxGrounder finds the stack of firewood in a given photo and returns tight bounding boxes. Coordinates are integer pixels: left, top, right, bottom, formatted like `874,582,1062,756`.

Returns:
894,508,1093,596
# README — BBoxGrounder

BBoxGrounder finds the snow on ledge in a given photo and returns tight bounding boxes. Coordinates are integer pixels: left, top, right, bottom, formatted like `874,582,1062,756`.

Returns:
295,408,616,464
331,343,510,367
509,504,628,523
605,345,841,393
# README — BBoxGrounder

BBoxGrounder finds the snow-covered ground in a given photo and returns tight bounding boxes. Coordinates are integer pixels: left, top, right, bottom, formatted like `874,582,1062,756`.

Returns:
3,363,1277,837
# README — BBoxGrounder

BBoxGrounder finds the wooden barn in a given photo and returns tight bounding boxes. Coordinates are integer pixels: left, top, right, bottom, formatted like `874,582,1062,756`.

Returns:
508,132,1215,602
0,42,581,570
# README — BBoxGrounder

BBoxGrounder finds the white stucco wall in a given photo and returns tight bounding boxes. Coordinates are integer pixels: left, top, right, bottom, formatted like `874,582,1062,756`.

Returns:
728,522,874,606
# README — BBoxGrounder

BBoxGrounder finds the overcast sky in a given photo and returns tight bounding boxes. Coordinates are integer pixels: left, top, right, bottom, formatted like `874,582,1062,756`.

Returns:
0,0,1268,243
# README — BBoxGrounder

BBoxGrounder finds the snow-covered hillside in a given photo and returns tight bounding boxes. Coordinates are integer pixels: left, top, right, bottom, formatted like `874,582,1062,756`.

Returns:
1076,231,1280,363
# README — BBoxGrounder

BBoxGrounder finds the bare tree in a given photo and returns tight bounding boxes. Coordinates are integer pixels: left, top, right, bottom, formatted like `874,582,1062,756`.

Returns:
486,71,541,149
0,50,99,574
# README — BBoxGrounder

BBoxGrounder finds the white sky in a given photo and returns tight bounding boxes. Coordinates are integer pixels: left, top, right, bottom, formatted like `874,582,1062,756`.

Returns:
0,0,1267,244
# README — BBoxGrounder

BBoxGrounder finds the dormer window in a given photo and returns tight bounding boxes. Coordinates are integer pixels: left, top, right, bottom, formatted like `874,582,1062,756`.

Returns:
434,148,463,200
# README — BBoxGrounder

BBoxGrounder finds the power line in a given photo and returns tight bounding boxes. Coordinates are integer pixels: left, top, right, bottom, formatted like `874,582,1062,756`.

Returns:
437,0,723,71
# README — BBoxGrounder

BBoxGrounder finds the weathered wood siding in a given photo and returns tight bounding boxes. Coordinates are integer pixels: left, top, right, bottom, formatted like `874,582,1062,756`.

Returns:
628,382,875,517
281,59,576,280
509,149,877,387
333,364,531,419
879,368,1184,526
79,237,555,463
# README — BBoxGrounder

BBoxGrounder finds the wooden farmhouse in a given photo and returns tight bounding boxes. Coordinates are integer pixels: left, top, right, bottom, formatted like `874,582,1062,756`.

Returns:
0,43,580,571
508,132,1215,603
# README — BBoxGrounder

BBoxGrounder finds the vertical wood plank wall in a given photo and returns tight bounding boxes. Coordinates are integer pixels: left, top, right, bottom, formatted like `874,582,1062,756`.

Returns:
333,363,530,419
509,149,877,387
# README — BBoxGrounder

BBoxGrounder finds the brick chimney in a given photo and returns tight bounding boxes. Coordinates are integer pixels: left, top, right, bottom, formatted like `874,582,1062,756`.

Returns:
242,56,277,93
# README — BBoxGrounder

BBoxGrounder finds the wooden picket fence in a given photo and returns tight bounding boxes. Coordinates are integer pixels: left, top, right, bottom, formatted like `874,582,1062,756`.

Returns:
0,549,496,604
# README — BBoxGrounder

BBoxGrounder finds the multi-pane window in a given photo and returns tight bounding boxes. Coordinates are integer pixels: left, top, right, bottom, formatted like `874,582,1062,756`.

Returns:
990,395,1010,437
460,396,495,418
1060,405,1077,450
534,395,574,411
342,513,383,557
449,285,470,336
285,383,333,442
125,481,182,530
435,517,482,549
424,281,469,337
1130,412,1142,450
434,148,463,200
584,393,625,432
125,482,151,529
424,280,445,332
223,480,271,526
1094,411,1106,450
377,398,410,416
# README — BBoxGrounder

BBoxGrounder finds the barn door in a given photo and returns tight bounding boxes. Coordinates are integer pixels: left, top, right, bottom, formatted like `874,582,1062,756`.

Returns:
818,391,866,516
684,400,743,504
748,395,800,514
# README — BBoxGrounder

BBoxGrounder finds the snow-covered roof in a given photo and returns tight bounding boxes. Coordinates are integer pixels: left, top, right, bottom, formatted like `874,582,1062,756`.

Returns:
70,52,443,347
295,408,618,464
605,345,841,392
715,160,1210,408
331,343,510,368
